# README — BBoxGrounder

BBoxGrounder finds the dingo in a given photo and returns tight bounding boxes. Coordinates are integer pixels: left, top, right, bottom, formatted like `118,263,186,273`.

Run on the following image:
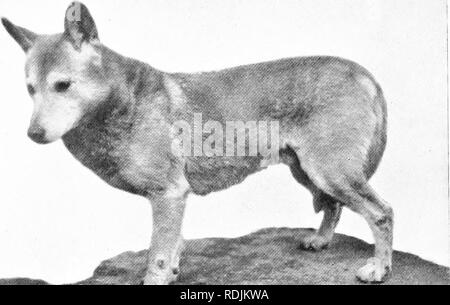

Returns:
2,2,392,284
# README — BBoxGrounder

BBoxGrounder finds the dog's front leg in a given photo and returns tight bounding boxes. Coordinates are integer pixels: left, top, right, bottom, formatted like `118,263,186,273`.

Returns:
143,185,187,285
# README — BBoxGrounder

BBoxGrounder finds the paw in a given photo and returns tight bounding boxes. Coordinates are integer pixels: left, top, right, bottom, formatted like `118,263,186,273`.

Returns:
299,234,330,251
141,266,180,285
356,257,392,283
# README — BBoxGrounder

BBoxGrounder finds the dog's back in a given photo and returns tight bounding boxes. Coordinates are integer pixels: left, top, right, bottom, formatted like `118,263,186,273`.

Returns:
174,56,383,121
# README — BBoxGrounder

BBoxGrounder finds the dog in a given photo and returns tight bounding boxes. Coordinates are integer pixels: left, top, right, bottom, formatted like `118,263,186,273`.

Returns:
2,2,392,284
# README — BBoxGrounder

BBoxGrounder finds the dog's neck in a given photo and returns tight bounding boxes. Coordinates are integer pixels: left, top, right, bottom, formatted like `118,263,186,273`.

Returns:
101,45,165,109
62,46,167,181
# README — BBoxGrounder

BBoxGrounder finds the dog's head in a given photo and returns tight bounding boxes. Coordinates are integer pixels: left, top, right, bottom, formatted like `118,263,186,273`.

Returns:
2,2,110,144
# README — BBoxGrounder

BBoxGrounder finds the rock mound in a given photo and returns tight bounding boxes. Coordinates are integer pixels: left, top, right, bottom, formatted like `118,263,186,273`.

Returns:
0,228,448,285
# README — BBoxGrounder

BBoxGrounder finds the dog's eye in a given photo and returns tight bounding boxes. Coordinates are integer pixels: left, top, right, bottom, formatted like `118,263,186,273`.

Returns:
27,84,35,96
54,81,72,93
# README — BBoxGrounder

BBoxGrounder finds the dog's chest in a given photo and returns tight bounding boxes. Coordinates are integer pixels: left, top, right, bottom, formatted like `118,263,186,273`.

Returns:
63,103,174,196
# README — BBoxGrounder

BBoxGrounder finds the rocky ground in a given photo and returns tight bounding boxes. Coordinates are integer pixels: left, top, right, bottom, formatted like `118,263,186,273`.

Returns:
0,228,448,285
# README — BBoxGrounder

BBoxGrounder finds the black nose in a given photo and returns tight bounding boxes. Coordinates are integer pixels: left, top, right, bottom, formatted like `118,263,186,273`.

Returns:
27,127,49,144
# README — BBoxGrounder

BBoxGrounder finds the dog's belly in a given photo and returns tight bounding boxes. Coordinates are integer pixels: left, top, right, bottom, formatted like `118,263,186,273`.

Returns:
185,156,263,195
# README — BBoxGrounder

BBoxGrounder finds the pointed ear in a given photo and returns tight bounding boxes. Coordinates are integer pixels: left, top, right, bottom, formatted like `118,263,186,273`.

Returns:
2,17,38,52
64,2,99,50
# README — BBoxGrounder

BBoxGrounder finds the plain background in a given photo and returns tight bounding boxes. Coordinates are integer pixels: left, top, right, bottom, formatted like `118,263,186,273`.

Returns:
0,0,447,284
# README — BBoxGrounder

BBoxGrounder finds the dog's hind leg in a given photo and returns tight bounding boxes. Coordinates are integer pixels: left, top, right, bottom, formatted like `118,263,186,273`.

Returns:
286,115,391,281
299,157,393,283
283,148,342,251
351,186,393,283
331,179,393,283
299,193,342,251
